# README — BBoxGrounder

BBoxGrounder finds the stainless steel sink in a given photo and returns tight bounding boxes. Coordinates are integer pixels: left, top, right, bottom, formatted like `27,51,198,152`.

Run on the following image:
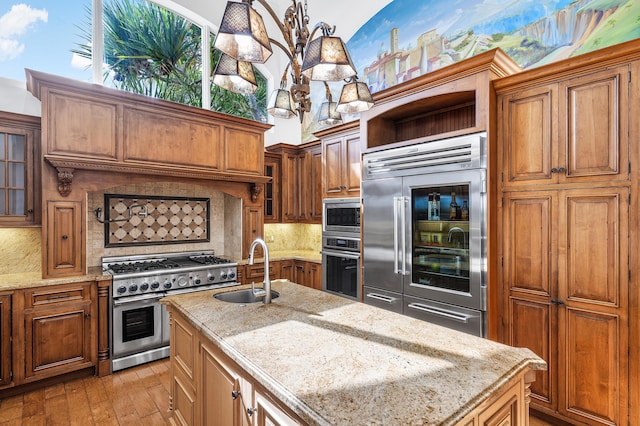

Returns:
214,289,279,304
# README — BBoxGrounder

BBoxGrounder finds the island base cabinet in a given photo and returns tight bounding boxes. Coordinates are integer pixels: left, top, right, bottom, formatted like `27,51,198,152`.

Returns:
0,294,11,388
168,307,303,426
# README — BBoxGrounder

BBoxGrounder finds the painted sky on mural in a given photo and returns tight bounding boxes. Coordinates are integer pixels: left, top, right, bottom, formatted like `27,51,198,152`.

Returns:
345,0,640,91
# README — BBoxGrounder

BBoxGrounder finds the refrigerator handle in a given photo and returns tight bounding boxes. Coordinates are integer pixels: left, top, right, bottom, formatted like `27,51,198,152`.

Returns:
393,196,400,274
400,196,408,275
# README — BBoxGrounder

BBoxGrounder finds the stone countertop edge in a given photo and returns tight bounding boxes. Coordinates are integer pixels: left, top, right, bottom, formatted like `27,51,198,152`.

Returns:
235,250,322,265
162,280,546,426
0,267,112,291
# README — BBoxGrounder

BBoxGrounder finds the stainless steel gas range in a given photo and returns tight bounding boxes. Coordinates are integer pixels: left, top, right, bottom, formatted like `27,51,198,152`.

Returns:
103,251,239,372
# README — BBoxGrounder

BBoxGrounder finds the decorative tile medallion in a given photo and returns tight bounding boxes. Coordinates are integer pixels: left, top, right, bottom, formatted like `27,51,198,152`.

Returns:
103,194,210,247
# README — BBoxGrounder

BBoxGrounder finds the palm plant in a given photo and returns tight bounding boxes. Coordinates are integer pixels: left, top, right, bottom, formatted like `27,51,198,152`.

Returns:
73,0,266,121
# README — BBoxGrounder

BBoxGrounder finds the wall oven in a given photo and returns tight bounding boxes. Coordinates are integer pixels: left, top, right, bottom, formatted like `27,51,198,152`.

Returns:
321,234,360,300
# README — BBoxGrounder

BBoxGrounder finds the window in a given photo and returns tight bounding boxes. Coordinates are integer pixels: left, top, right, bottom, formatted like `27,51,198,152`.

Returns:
73,0,268,121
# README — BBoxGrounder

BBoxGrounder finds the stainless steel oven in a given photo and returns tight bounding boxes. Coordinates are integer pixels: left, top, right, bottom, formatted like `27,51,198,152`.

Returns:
104,251,239,372
112,293,165,362
321,233,360,300
323,198,361,234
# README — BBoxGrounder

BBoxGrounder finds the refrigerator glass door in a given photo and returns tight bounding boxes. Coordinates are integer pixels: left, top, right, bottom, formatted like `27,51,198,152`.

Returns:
403,169,486,310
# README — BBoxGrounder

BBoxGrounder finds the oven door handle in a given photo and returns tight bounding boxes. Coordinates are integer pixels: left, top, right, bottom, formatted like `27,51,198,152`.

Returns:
321,249,360,260
113,293,165,306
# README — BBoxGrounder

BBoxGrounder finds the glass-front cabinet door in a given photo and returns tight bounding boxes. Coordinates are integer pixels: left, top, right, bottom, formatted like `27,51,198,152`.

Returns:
403,170,486,311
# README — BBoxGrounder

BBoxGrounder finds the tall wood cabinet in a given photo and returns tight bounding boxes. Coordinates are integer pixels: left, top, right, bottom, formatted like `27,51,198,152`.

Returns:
495,43,637,426
266,141,322,224
314,121,361,199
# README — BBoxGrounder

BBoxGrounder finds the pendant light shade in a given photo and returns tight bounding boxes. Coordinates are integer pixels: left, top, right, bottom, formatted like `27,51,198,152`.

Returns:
336,80,374,113
267,89,297,119
301,36,356,81
212,53,258,94
317,100,342,126
214,1,272,63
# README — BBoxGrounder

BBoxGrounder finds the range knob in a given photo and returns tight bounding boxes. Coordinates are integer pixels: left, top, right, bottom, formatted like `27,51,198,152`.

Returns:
194,276,202,285
163,280,172,289
140,282,149,291
117,285,127,294
228,271,236,279
151,281,160,290
207,273,215,282
220,272,228,280
129,284,138,292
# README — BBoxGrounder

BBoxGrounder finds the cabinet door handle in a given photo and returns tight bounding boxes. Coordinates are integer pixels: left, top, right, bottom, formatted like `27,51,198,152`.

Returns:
231,390,240,400
550,168,558,173
551,299,565,306
62,235,69,240
247,407,257,416
557,167,566,173
85,313,91,319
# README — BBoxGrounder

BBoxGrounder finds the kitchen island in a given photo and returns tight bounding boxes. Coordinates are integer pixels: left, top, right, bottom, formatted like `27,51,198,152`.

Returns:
162,280,545,426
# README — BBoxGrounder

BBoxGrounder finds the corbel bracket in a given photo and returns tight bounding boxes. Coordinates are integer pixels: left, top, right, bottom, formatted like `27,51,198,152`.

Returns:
56,167,75,196
250,183,263,203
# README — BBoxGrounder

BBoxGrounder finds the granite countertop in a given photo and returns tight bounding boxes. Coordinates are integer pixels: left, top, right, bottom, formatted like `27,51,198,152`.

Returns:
237,249,322,265
163,280,546,426
0,267,112,292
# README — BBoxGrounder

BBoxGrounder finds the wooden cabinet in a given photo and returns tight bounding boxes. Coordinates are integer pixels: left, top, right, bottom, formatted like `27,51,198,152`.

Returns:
244,261,278,285
264,153,281,223
266,141,322,224
0,294,11,388
499,65,629,188
168,307,302,426
292,260,322,290
279,260,294,282
281,150,307,223
45,200,84,277
171,310,197,426
495,47,635,425
0,112,41,226
308,144,323,222
22,282,96,382
242,205,264,259
502,188,629,425
315,121,361,199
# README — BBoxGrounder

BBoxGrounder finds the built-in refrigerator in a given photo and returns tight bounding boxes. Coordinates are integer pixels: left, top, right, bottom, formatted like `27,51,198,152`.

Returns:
361,132,487,336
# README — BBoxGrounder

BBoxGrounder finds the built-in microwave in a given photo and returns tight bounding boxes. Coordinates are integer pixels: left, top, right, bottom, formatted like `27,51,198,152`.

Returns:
323,198,361,234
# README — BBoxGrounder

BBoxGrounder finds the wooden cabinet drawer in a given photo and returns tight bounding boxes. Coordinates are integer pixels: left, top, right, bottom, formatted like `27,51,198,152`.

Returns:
24,282,92,308
245,264,277,281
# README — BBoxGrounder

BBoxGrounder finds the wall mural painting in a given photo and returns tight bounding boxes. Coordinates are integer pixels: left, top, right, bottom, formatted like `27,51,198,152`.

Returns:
303,0,640,142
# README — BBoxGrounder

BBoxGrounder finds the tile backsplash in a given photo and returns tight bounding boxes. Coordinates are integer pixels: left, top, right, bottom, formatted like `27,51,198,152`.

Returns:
263,223,321,252
87,181,242,267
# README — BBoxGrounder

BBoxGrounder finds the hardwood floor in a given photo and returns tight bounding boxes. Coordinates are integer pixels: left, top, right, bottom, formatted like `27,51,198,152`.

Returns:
0,357,556,425
0,359,172,426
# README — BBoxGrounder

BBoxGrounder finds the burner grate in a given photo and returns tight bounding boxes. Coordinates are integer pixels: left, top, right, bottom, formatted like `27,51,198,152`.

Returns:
188,255,232,265
108,259,181,274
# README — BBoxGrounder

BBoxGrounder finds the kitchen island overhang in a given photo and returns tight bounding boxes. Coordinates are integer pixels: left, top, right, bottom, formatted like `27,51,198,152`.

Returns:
162,280,546,425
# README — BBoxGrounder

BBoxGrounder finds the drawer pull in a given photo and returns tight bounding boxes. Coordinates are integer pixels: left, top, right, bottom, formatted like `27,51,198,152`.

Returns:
407,303,472,323
62,235,69,240
366,293,397,303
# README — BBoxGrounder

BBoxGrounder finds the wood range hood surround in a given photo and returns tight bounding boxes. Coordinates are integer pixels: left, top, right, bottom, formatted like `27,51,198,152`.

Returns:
26,69,273,278
25,69,272,201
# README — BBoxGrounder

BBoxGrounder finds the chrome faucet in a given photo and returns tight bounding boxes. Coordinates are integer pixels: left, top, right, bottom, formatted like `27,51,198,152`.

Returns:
248,238,272,304
447,226,466,248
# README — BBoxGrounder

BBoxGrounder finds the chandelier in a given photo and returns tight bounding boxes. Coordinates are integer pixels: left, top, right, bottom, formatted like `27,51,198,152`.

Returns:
212,0,374,123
